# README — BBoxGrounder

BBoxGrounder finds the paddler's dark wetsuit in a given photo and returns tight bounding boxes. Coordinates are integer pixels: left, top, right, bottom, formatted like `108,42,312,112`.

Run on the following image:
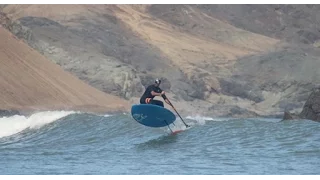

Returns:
140,84,167,107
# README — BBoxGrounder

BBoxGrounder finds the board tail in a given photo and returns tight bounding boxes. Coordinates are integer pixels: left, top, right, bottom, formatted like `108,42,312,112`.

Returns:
171,129,184,135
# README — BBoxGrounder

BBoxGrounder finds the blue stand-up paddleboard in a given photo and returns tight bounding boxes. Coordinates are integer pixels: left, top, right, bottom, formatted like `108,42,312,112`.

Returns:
131,104,176,127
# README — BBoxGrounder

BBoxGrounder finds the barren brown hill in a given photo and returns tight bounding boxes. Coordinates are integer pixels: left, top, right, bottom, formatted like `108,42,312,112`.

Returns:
0,27,129,114
1,5,320,118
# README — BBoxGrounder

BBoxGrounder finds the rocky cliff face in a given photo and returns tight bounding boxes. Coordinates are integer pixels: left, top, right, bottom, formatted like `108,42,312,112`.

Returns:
299,86,320,122
1,5,320,117
0,12,33,41
283,86,320,122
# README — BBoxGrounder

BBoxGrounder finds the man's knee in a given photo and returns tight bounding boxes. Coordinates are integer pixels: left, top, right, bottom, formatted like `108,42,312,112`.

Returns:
155,100,164,107
159,101,164,107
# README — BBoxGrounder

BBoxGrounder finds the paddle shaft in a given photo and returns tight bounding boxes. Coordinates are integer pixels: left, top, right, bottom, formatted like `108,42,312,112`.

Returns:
163,95,190,128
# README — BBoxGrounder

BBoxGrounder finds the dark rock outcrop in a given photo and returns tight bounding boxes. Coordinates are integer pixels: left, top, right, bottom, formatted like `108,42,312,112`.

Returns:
0,109,20,117
283,86,320,122
282,111,300,120
0,12,33,42
299,86,320,122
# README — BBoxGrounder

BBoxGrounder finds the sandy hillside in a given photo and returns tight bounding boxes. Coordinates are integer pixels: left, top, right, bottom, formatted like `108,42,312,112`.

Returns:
0,26,129,114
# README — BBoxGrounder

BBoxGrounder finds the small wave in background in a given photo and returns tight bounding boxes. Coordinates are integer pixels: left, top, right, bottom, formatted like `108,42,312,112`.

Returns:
0,111,77,138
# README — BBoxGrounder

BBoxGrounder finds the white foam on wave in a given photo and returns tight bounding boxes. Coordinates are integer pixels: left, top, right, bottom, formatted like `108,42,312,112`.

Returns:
166,115,216,132
103,112,127,118
185,115,233,125
163,114,235,133
185,115,215,125
186,115,215,121
0,111,77,138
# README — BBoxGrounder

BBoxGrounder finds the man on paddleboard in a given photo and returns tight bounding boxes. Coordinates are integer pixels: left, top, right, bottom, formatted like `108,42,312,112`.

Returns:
140,78,170,107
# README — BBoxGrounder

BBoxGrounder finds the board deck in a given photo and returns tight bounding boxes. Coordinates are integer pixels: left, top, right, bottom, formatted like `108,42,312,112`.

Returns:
131,104,176,127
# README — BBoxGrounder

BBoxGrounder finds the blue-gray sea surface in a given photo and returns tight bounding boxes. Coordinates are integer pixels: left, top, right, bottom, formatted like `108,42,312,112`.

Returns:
0,111,319,174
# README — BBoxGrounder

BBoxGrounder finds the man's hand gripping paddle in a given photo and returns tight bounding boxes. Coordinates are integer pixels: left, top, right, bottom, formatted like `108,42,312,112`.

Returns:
162,95,190,128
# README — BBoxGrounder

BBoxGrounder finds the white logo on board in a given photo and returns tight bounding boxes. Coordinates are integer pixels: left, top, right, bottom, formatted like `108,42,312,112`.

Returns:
133,114,147,122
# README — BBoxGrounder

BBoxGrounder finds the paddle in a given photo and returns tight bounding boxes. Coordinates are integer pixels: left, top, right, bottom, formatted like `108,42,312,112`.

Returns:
162,95,190,128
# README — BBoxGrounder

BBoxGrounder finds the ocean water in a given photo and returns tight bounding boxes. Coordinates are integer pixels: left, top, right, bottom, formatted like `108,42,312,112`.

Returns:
0,111,319,175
